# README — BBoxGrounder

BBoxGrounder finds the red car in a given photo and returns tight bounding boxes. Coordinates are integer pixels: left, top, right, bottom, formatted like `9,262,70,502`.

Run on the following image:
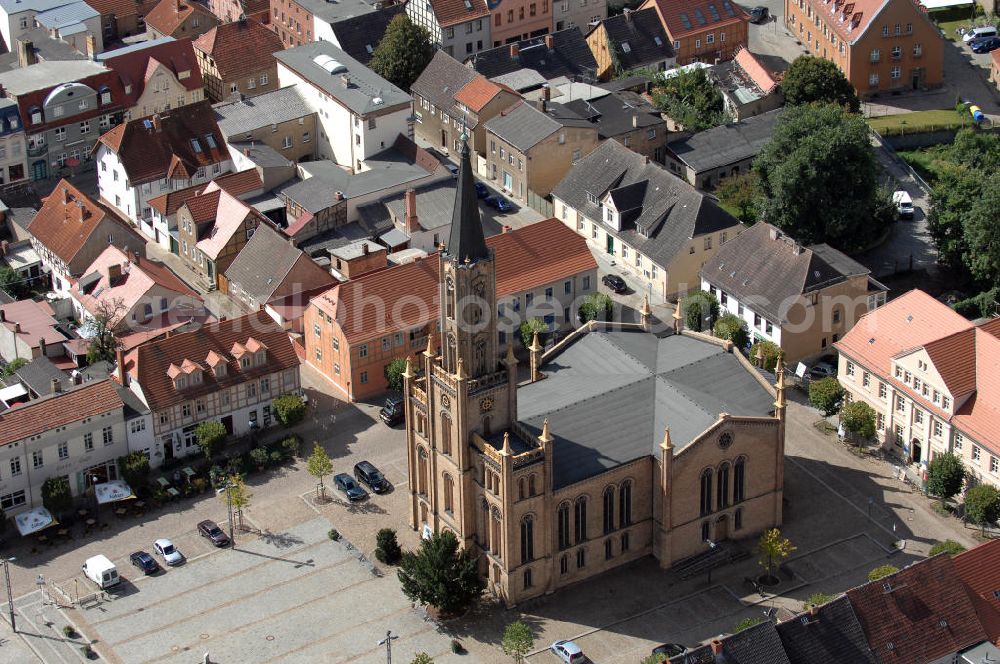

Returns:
197,520,231,547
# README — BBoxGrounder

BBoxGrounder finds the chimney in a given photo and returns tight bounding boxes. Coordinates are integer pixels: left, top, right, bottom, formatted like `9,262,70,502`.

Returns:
115,347,126,385
0,309,5,322
624,6,633,20
341,73,350,88
39,337,46,356
0,239,8,256
404,188,419,233
62,186,72,205
362,242,369,255
85,34,97,60
632,114,638,128
176,0,182,12
809,603,820,616
502,224,512,233
710,640,723,655
152,114,162,132
50,377,61,394
243,146,251,156
334,191,344,201
16,40,36,68
769,226,779,240
544,34,554,49
542,85,551,102
509,43,519,58
72,372,82,385
107,262,122,284
13,322,20,333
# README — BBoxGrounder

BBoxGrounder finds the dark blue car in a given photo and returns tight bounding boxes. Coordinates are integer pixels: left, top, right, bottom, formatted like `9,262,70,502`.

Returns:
971,36,1000,53
334,473,369,501
129,550,161,575
474,181,489,198
486,195,514,213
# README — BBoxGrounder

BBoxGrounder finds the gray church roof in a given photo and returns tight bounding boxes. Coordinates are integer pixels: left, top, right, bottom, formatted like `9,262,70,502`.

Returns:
517,330,774,490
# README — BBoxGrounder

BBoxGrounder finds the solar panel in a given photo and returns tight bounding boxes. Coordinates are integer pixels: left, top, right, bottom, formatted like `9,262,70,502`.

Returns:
693,8,707,25
722,0,736,16
679,12,692,28
707,4,721,21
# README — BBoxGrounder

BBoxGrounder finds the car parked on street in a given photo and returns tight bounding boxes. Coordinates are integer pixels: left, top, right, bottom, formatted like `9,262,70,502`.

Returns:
379,394,405,426
129,550,161,575
749,6,769,22
551,640,587,663
808,356,837,379
153,538,184,566
971,36,1000,53
334,473,369,501
602,274,628,294
354,460,390,494
474,181,489,198
198,519,231,547
963,25,997,43
485,195,514,212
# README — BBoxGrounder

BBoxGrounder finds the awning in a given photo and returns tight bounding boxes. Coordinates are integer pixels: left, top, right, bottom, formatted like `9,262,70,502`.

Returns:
95,480,135,504
922,0,973,8
15,507,56,536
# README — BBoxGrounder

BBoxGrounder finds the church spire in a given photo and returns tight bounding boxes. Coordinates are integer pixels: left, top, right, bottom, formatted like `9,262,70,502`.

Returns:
445,139,489,264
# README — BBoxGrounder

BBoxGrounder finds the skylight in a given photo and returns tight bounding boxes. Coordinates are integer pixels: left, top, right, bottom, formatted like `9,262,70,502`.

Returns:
621,41,631,53
679,13,692,29
721,0,736,16
204,134,217,149
707,4,721,20
654,36,662,46
312,54,347,74
191,138,202,153
693,9,707,25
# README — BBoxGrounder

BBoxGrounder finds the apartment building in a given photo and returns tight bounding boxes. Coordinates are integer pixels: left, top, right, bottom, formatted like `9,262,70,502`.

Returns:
212,86,317,164
406,0,492,58
97,37,206,120
488,0,552,46
0,98,27,184
144,0,219,40
193,17,283,102
640,0,748,65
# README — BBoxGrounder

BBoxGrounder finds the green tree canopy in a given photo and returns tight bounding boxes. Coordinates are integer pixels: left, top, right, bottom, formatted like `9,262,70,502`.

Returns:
754,104,892,250
578,292,613,323
749,340,782,373
867,564,899,582
803,591,836,611
42,476,72,517
411,654,434,664
384,357,409,393
757,528,795,582
929,539,966,556
926,452,965,504
0,357,28,378
808,377,844,416
501,620,534,664
519,318,548,349
965,483,1000,534
369,15,436,92
651,67,726,131
781,56,860,112
734,616,765,632
118,451,150,489
715,171,759,224
398,530,485,615
682,290,720,332
220,474,252,511
376,528,403,565
306,442,333,493
273,393,307,427
0,266,24,299
195,421,227,459
841,401,876,441
713,313,749,350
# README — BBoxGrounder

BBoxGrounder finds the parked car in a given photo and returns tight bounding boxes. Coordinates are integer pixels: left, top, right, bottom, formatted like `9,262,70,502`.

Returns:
474,181,489,198
652,643,688,657
808,357,837,379
971,36,1000,53
892,190,914,219
550,640,587,663
379,394,405,426
602,274,628,294
153,538,184,566
197,519,231,547
129,550,161,575
749,6,769,22
445,163,459,177
83,554,121,588
963,25,997,43
354,460,390,494
485,195,514,212
334,473,369,501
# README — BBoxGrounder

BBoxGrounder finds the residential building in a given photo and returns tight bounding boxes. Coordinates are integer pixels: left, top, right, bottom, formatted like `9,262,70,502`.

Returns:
118,310,301,466
483,100,599,203
175,185,269,290
269,0,377,49
411,51,521,160
224,222,333,311
0,28,89,66
560,90,668,163
327,4,405,65
207,0,269,24
397,141,784,606
486,0,550,47
700,222,887,364
274,41,412,172
0,378,127,515
0,238,42,288
836,290,1000,485
469,28,598,83
406,0,491,58
774,596,875,664
639,0,748,65
552,139,742,302
144,0,219,41
0,98,27,184
96,37,206,120
94,99,232,247
0,59,126,181
304,212,598,400
357,180,459,255
212,86,316,163
665,108,781,189
193,17,283,103
0,298,68,363
585,8,674,80
84,0,159,43
26,179,146,293
0,0,103,57
553,0,606,31
711,47,785,120
783,0,943,95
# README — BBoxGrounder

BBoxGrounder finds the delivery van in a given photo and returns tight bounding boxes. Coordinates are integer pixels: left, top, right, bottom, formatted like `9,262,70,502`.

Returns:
892,191,914,220
82,554,120,589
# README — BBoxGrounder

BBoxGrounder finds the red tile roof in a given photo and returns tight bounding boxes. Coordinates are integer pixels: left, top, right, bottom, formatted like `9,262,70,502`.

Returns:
183,190,222,223
28,179,145,266
209,169,264,197
86,0,144,18
0,299,67,349
734,47,777,94
846,554,987,663
0,380,124,447
954,540,1000,645
922,328,978,397
95,100,229,185
312,218,596,343
145,0,218,37
643,0,748,39
953,326,1000,447
428,0,490,27
101,37,203,109
147,182,208,216
192,17,283,81
454,76,504,113
804,0,927,47
125,309,300,411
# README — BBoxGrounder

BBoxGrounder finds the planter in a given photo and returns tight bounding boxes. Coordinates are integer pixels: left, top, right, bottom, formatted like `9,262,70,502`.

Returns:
758,574,780,588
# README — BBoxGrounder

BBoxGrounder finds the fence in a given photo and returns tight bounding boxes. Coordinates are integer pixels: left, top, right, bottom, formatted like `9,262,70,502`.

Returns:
526,189,553,218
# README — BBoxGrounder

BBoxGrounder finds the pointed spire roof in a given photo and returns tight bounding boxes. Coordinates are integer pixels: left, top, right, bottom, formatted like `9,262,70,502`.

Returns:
445,140,489,264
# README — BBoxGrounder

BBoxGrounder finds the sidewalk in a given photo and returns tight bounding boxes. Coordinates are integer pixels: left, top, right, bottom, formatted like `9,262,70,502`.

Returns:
0,613,42,664
2,590,92,664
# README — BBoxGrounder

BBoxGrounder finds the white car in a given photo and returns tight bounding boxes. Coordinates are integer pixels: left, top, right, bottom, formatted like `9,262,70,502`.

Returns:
153,538,184,566
550,640,587,663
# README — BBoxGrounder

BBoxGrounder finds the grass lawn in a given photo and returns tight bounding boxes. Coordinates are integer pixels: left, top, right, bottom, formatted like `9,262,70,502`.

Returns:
868,109,972,135
896,146,953,185
935,17,970,41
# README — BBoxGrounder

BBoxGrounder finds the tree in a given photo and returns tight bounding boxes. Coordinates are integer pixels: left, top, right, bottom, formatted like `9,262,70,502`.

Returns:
501,620,534,664
808,377,844,417
0,266,23,298
118,450,150,489
376,528,403,565
220,474,252,525
734,616,764,632
840,401,876,442
307,443,333,497
926,452,965,505
682,291,720,332
929,540,966,556
651,67,726,131
398,530,485,616
519,318,548,349
41,476,73,518
928,164,981,270
85,297,126,365
195,421,227,459
867,564,899,582
369,15,435,92
959,172,1000,286
713,313,749,350
384,357,409,393
0,357,28,379
715,171,759,224
964,483,1000,534
754,104,891,250
749,340,782,373
273,393,307,427
781,56,860,112
411,654,435,664
578,292,613,323
756,528,795,583
803,592,836,611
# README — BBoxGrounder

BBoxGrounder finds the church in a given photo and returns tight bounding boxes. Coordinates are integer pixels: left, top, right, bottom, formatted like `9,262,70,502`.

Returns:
403,140,787,606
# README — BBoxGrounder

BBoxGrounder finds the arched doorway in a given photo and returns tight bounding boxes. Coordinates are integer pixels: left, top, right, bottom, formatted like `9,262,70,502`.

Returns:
715,514,729,542
911,438,922,465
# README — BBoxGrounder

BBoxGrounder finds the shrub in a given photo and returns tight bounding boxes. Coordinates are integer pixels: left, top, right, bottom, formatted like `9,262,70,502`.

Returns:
118,451,150,489
927,452,965,504
411,654,435,664
808,377,845,416
867,564,899,581
80,645,96,659
329,529,341,541
578,292,613,323
269,450,283,466
734,616,764,632
384,357,409,393
802,592,836,611
195,421,227,459
281,435,302,459
191,477,208,493
249,447,270,468
41,476,72,518
682,291,720,332
273,393,307,427
749,340,782,373
714,313,749,350
62,625,77,638
209,465,225,489
519,318,548,349
375,528,403,565
929,539,966,556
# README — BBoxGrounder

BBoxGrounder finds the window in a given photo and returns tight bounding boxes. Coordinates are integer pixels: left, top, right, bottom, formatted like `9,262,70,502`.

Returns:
182,403,192,417
520,515,534,563
602,486,615,534
706,33,714,44
282,136,293,149
0,490,26,510
733,458,745,503
700,469,712,515
360,371,368,384
734,508,743,531
869,73,880,87
55,127,66,142
84,432,94,450
863,372,871,387
956,433,964,450
879,382,887,399
523,568,533,589
260,73,269,85
894,22,900,34
359,344,368,358
619,480,632,526
369,117,376,130
934,421,943,438
557,503,570,549
574,497,587,543
914,409,923,424
717,463,730,508
877,412,885,430
896,396,906,413
992,457,998,474
58,441,69,460
32,450,43,468
973,445,982,463
846,361,855,377
560,555,568,574
943,396,951,409
890,66,901,80
576,548,585,568
695,39,701,48
891,45,901,58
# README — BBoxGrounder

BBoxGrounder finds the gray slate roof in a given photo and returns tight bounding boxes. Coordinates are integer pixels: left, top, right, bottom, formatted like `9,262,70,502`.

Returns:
13,356,66,396
359,178,458,232
224,223,307,302
0,0,73,11
700,222,870,323
329,4,405,65
411,51,476,120
0,59,107,95
776,596,877,664
484,101,591,153
551,139,741,269
562,90,662,139
34,1,97,30
290,0,375,24
667,109,781,173
213,87,312,138
591,8,674,71
517,330,773,490
274,41,410,115
673,621,792,664
227,142,294,169
469,27,598,82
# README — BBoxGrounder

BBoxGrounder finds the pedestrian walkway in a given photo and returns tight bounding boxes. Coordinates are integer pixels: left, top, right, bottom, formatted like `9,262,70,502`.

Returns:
0,613,42,664
3,590,91,664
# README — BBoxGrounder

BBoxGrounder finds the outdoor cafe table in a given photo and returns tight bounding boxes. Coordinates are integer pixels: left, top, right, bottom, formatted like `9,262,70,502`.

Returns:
182,467,196,480
157,477,171,489
167,487,180,498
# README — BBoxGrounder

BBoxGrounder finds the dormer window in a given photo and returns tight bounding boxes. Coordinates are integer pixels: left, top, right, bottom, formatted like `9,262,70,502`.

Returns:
190,371,202,384
240,356,251,369
215,363,226,378
29,107,42,124
191,139,203,153
99,86,112,105
174,375,187,390
179,70,191,80
255,350,266,366
586,192,598,205
205,134,217,149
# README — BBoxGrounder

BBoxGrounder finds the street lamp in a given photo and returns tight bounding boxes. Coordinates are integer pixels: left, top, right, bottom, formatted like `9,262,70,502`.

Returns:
2,556,15,632
223,481,236,548
92,475,101,524
705,539,718,584
377,630,398,664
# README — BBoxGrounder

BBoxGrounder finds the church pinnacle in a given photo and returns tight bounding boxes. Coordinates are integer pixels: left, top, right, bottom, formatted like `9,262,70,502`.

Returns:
445,139,490,264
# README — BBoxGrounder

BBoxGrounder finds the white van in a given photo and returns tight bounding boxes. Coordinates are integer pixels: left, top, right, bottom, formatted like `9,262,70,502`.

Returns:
964,26,998,43
892,191,914,219
82,555,120,589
